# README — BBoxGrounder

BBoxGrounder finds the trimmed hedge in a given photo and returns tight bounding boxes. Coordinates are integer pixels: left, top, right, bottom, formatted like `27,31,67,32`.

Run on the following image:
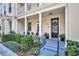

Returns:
1,31,24,43
3,41,21,53
2,34,16,42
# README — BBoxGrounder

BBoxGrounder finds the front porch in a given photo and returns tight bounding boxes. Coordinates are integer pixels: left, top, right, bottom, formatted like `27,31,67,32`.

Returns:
17,7,65,39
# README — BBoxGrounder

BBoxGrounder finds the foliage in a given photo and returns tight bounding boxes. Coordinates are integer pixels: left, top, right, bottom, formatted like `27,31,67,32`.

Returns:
2,34,16,42
1,31,24,43
67,40,74,46
21,35,33,52
33,36,40,47
67,40,79,56
60,34,65,41
10,31,16,34
15,34,24,43
32,47,40,55
32,36,40,55
0,33,1,37
3,41,21,53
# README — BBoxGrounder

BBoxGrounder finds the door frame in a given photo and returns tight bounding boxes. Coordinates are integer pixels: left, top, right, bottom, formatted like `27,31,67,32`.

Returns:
51,17,59,38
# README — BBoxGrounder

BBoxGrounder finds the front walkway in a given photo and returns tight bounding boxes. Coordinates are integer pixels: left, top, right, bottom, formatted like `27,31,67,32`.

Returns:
0,38,65,56
0,44,18,56
39,38,65,56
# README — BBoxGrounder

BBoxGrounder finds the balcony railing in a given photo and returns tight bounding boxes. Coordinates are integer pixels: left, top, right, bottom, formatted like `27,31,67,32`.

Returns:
17,6,25,14
17,3,53,15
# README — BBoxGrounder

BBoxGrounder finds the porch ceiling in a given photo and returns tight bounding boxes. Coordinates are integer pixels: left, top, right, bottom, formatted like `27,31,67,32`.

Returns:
42,7,65,17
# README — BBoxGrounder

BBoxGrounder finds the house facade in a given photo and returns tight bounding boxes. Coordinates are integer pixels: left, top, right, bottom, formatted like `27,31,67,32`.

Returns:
0,3,79,43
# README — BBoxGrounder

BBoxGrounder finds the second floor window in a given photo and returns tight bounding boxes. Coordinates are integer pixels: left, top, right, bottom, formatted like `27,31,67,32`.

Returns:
0,12,2,16
4,6,6,15
9,3,11,13
27,3,31,11
37,3,39,7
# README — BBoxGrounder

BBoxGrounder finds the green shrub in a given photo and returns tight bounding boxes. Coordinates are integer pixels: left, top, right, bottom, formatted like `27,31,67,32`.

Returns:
21,35,33,52
67,45,75,56
2,31,24,43
32,47,40,55
32,36,40,55
67,40,74,46
0,33,2,41
2,34,16,42
15,34,24,43
67,40,79,56
3,41,21,53
10,31,16,34
33,36,40,47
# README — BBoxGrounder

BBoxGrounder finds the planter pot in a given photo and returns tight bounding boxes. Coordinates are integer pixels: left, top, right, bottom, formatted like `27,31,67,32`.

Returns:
32,53,38,56
46,36,49,39
60,38,65,41
65,51,68,56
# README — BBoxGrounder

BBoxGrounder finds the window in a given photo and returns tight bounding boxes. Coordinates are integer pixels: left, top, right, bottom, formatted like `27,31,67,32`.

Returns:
0,13,2,16
36,21,39,35
9,20,12,31
1,13,2,16
37,3,39,7
4,6,6,15
28,22,31,31
9,3,11,13
27,3,31,11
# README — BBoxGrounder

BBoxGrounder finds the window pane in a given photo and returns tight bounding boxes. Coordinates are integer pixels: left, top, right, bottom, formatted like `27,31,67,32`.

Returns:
4,6,6,15
28,22,31,31
9,3,11,13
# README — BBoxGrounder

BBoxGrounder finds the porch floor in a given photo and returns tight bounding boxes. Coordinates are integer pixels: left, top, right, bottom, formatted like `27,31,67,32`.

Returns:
38,38,65,56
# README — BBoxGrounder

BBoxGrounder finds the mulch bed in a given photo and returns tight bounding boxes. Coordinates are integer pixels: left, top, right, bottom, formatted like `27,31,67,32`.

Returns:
18,48,33,56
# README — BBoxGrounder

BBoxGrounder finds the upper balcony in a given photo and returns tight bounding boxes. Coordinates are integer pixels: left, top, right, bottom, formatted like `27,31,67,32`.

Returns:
16,3,53,15
17,3,25,14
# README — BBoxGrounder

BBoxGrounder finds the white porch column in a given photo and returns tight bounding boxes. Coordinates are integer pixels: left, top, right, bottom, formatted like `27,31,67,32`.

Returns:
39,13,42,37
15,19,17,33
25,17,27,35
65,4,69,48
25,3,27,12
16,3,17,16
5,18,8,34
15,3,18,33
0,19,3,34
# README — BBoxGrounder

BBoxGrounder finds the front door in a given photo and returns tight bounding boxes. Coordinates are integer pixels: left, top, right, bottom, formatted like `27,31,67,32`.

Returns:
51,18,59,38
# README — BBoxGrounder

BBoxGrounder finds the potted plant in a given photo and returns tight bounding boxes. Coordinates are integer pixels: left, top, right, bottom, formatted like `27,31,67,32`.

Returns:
0,33,2,42
44,32,49,39
60,34,65,41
